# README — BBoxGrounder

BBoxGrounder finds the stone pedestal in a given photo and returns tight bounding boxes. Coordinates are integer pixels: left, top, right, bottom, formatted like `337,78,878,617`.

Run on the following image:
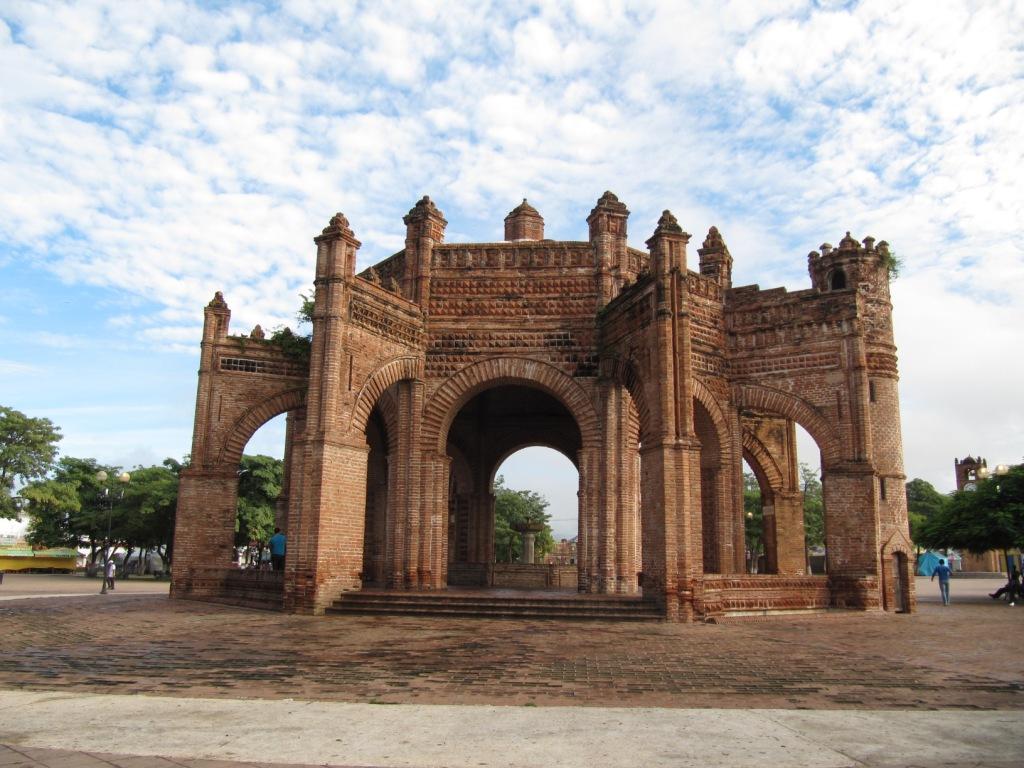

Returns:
514,521,545,565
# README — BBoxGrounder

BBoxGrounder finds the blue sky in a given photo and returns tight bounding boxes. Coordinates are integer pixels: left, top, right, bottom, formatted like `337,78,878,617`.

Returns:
1,0,1022,539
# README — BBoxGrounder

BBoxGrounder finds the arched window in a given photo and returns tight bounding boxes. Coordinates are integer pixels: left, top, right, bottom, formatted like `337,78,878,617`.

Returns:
829,269,847,290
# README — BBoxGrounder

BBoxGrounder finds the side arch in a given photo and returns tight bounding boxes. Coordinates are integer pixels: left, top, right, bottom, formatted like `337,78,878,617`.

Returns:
423,357,600,453
606,357,653,443
217,387,307,467
742,431,785,492
692,378,732,462
733,383,842,468
350,355,424,435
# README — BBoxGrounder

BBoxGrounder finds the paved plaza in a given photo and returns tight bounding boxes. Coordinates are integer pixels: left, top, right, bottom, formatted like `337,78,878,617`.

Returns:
0,574,1021,767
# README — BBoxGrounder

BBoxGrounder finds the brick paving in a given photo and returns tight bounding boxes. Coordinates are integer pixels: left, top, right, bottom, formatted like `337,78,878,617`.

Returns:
0,577,1021,710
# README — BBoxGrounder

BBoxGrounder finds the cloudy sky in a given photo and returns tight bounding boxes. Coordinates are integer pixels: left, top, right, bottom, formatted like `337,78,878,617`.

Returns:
1,0,1021,538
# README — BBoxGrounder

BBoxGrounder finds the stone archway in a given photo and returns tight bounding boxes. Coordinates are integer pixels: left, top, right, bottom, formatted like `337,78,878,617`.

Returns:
440,380,585,590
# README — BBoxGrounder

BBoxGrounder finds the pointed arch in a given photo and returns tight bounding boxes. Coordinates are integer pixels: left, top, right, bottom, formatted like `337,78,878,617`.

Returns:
742,431,785,493
606,357,653,443
217,387,307,467
423,357,599,452
733,383,842,468
350,355,424,435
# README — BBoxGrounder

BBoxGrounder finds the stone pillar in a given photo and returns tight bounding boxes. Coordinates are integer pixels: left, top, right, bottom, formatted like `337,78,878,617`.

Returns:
522,532,536,564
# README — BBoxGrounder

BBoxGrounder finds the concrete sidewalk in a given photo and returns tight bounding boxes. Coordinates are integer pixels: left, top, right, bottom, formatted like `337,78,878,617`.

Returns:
2,690,1022,768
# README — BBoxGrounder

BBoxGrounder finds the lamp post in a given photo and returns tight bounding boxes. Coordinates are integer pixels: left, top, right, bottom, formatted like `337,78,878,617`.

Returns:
96,470,130,595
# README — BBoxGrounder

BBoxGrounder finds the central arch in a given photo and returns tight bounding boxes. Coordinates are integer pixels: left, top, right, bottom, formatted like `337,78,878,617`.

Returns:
442,381,585,589
423,357,600,455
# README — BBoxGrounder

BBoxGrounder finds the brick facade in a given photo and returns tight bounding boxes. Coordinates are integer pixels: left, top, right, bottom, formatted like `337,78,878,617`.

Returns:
172,194,914,619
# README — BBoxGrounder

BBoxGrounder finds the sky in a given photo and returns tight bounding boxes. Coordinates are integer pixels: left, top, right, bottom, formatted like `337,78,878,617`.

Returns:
1,0,1022,540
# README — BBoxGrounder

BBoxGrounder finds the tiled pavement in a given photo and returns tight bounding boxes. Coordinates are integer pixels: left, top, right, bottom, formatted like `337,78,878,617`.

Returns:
0,575,1021,768
0,579,1021,709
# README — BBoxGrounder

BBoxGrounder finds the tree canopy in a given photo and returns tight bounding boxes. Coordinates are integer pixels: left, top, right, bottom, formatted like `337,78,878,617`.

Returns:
493,475,555,564
905,478,950,545
917,463,1024,555
21,456,183,571
0,405,62,519
236,454,283,564
801,464,825,549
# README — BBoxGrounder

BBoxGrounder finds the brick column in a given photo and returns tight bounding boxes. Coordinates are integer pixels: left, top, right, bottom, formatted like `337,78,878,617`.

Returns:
824,463,881,609
171,467,238,598
773,490,807,575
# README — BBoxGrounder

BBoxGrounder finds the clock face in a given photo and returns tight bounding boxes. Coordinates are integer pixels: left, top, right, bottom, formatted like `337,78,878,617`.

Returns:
963,482,977,492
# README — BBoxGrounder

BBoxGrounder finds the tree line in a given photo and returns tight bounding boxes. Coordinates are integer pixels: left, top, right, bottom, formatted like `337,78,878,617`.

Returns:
1,405,284,574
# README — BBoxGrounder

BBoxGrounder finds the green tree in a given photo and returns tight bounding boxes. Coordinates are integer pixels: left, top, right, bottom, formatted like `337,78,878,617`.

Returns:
493,475,555,564
743,471,764,567
118,463,179,574
236,454,283,564
22,457,120,564
905,478,950,546
0,406,62,519
918,463,1024,555
801,463,825,549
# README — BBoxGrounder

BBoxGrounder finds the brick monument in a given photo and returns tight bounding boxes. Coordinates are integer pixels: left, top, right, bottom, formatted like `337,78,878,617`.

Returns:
172,193,915,620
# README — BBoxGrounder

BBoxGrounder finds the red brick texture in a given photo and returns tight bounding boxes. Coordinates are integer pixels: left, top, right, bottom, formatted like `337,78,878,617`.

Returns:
172,196,914,620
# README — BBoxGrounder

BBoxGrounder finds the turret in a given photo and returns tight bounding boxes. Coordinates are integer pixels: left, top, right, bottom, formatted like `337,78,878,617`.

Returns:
645,210,690,278
402,195,447,305
203,291,230,342
807,232,892,300
588,191,630,305
313,212,361,280
504,199,544,241
697,226,732,288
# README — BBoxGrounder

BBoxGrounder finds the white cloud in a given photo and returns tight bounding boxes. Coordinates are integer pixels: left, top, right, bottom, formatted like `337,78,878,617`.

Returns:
0,0,1021,493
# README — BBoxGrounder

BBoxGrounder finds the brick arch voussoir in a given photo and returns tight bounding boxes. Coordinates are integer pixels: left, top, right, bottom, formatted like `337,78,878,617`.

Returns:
742,432,785,493
217,387,307,468
607,357,653,444
692,378,732,467
424,357,600,454
350,356,424,435
734,384,841,468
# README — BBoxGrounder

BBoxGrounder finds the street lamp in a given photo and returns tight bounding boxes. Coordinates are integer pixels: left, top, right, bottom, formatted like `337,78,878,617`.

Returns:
96,470,130,595
976,464,1010,480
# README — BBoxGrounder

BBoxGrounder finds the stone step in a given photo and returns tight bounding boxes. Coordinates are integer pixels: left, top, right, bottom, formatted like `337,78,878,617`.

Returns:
327,592,663,621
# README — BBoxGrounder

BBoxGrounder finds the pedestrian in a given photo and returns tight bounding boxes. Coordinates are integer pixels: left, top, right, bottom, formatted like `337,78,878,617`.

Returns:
269,527,286,572
105,558,116,591
930,557,952,605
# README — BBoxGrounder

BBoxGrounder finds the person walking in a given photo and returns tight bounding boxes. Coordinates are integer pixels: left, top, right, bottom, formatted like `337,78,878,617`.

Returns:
931,557,952,605
104,558,116,591
269,527,286,572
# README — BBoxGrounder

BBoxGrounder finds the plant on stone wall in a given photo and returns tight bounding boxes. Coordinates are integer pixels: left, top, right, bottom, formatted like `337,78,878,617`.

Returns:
268,326,311,362
882,250,902,280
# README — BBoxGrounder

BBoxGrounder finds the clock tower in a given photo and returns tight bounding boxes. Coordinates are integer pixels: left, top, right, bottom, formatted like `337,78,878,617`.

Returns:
954,455,986,492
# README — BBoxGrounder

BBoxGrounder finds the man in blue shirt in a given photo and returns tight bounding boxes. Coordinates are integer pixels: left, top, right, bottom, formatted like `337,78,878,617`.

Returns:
931,557,952,605
269,527,286,572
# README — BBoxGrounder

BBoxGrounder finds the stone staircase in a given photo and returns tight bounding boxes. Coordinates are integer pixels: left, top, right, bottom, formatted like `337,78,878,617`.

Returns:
326,589,663,621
